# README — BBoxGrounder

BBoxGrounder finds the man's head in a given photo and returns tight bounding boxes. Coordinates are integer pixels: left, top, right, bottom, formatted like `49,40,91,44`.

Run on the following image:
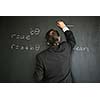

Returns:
45,29,61,46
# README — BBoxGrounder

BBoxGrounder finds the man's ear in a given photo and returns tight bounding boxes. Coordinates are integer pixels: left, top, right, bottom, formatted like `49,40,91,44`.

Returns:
58,36,61,42
47,42,50,46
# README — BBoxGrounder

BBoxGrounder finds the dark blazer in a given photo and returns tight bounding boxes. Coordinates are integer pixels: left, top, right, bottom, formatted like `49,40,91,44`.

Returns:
33,30,76,83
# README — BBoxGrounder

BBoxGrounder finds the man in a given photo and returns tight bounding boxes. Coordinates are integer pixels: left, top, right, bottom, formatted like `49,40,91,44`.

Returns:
33,20,76,83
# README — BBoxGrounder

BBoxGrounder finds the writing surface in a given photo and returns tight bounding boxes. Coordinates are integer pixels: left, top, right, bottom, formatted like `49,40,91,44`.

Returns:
0,16,100,82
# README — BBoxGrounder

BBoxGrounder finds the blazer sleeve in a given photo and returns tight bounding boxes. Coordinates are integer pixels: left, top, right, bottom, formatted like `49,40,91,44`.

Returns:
64,30,76,49
33,54,44,82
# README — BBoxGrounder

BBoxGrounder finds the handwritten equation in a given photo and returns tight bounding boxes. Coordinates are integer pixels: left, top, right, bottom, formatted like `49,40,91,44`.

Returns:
11,44,40,51
9,27,90,52
10,27,40,40
74,46,89,52
10,27,41,51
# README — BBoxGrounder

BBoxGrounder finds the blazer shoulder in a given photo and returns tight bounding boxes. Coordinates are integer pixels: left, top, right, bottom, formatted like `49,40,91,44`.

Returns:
36,49,48,58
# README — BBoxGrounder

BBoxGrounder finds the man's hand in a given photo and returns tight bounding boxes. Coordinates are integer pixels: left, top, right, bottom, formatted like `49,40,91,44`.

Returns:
56,20,66,29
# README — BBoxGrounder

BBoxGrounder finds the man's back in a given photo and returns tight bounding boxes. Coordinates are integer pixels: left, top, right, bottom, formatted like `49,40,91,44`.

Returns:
33,21,76,83
35,41,72,83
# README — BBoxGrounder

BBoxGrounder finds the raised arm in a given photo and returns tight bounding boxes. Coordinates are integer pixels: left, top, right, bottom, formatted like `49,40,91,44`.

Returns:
56,20,76,49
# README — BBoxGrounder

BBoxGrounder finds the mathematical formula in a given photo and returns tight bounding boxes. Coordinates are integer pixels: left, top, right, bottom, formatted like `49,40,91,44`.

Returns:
10,27,41,51
9,27,89,52
74,46,89,52
11,44,40,51
10,27,40,41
